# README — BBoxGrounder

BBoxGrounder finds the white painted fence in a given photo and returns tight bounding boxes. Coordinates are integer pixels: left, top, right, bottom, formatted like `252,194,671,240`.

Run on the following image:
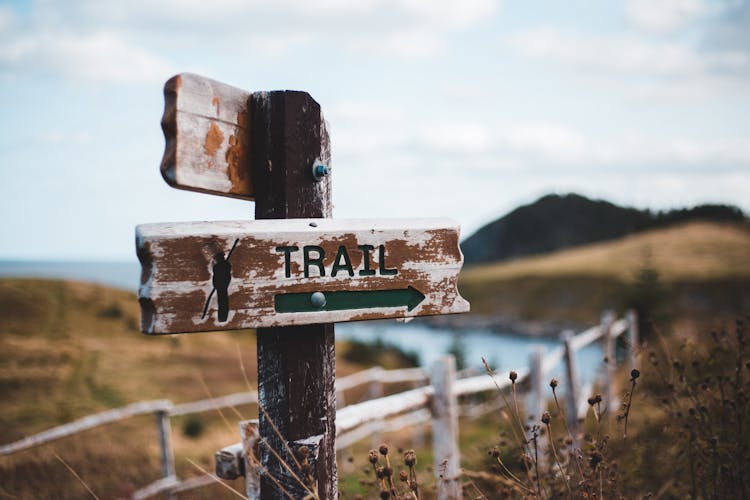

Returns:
0,310,638,499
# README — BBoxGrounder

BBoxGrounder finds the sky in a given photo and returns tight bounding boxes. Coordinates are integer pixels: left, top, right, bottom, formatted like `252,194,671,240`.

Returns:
0,0,748,261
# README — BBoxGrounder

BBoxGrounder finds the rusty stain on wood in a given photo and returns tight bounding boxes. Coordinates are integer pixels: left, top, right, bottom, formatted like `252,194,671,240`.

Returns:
226,109,250,194
203,122,224,156
135,218,470,334
159,73,255,200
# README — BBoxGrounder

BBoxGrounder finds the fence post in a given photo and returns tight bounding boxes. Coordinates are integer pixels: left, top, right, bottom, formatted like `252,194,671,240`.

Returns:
411,379,426,451
155,410,176,498
430,356,461,500
627,309,640,371
601,310,616,412
561,330,579,433
368,371,384,449
240,420,261,500
528,346,545,422
528,346,547,468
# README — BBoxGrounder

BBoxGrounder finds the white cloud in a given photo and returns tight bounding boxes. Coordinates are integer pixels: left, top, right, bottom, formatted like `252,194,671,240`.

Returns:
401,120,750,170
504,27,750,100
0,30,175,83
0,5,15,32
625,0,706,33
34,130,93,147
0,0,503,83
398,0,498,28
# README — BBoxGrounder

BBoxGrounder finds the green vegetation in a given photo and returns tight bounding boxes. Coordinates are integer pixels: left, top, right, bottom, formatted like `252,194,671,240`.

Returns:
341,337,420,369
460,221,750,327
343,318,748,498
461,192,747,265
1,214,748,497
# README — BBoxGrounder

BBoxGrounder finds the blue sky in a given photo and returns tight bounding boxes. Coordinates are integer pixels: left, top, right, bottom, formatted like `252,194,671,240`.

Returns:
1,0,748,260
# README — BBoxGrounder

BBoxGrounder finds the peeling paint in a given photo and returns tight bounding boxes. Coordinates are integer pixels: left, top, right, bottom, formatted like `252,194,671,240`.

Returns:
204,122,224,156
136,218,469,334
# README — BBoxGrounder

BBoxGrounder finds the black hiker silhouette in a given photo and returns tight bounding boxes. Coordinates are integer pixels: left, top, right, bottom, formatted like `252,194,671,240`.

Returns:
212,253,232,321
202,239,239,322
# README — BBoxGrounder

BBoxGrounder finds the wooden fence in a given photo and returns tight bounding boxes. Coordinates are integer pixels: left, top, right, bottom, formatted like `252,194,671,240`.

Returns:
0,310,638,499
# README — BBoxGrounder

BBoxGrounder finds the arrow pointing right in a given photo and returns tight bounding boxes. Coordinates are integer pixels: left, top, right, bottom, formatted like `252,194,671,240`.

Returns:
274,286,426,313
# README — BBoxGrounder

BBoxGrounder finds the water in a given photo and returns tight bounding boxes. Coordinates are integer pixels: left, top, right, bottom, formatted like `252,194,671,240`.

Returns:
337,321,604,384
0,260,140,291
0,260,605,383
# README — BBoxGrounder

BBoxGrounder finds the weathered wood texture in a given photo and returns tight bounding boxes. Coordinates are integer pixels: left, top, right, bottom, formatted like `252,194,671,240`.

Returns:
0,400,171,456
251,91,337,499
627,309,639,371
161,73,253,199
240,420,261,499
136,218,469,334
431,356,461,500
156,410,176,485
601,310,616,411
562,330,580,431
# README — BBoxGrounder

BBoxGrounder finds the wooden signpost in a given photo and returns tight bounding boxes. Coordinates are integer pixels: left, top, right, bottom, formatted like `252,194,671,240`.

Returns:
137,73,469,498
137,218,468,334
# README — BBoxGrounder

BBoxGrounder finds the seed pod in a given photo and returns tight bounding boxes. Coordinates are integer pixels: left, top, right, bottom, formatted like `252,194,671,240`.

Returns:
404,450,417,467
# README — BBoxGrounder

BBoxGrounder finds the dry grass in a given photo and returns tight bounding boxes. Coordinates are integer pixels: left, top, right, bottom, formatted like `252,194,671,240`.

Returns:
0,278,367,498
461,221,750,285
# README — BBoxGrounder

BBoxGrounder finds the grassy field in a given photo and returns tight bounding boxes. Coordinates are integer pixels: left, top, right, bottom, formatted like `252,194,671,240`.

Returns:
460,221,750,283
459,221,750,326
1,221,748,497
0,278,380,498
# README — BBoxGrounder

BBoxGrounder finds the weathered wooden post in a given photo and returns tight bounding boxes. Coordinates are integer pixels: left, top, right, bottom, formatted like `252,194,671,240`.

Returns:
528,346,545,422
241,420,261,499
155,409,176,498
601,310,616,412
137,73,469,498
368,374,384,449
528,346,547,468
627,309,639,371
561,330,579,432
430,356,461,500
250,90,337,499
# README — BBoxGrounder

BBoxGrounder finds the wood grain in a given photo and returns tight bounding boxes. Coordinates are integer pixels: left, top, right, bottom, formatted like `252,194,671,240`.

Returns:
251,90,336,500
161,73,253,199
136,218,470,334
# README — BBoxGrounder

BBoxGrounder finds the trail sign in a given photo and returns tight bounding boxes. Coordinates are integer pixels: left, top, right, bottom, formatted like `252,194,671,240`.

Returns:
136,218,469,334
139,73,470,498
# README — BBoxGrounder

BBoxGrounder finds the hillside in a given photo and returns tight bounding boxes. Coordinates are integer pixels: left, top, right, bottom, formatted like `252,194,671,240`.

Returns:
0,278,372,498
458,220,750,326
461,193,747,265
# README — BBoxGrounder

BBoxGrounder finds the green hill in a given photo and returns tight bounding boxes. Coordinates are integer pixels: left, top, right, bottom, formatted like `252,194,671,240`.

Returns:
461,193,747,265
0,278,375,498
459,220,750,326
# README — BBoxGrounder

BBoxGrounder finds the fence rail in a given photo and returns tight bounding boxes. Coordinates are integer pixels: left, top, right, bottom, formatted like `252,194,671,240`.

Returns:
1,310,638,499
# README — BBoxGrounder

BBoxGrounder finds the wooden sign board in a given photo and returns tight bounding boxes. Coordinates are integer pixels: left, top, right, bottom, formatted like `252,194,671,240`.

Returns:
136,218,469,334
161,73,254,199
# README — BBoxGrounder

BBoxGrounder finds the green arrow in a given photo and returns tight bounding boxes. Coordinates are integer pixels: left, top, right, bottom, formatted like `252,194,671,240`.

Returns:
274,286,426,313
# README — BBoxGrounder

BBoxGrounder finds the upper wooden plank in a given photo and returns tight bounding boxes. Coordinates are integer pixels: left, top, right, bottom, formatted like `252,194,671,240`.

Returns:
136,218,470,334
161,73,253,199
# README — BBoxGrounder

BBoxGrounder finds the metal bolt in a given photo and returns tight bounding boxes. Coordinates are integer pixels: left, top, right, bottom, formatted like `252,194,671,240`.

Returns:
310,291,326,309
312,162,329,181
